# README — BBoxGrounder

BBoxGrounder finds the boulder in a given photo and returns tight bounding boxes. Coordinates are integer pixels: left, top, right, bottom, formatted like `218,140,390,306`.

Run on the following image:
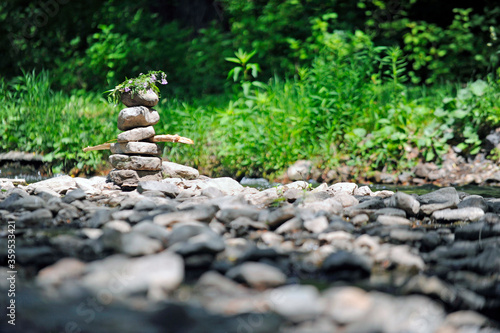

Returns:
162,161,199,180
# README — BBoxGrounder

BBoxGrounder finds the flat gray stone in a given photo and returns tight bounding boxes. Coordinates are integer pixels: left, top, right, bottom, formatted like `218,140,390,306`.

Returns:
117,126,155,142
226,262,286,289
80,252,184,298
109,154,162,170
110,142,161,155
137,181,180,198
26,175,76,194
267,285,323,321
457,195,488,212
162,161,199,180
304,216,329,233
108,169,163,188
121,90,159,107
431,207,484,222
120,232,163,256
117,106,160,131
377,215,412,226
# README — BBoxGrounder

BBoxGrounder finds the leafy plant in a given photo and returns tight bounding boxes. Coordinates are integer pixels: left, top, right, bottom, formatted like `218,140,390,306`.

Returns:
226,49,261,82
106,70,168,105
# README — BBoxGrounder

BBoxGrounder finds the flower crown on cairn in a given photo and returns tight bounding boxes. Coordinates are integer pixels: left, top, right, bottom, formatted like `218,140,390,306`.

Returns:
106,70,168,105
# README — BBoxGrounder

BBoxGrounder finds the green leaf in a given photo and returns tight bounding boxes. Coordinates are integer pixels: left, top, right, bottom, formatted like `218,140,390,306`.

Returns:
469,79,488,96
452,109,469,119
457,88,473,101
352,128,367,137
232,67,242,82
225,57,241,64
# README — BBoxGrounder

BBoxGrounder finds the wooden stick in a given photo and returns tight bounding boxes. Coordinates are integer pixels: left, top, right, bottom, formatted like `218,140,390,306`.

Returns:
83,134,194,152
83,143,112,152
148,134,194,144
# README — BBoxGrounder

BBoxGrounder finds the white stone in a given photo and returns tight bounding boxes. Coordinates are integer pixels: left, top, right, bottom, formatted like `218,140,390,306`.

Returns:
162,161,199,180
27,175,76,194
328,182,358,195
304,216,329,233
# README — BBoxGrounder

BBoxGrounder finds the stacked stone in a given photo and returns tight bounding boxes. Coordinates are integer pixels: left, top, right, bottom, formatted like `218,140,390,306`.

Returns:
108,90,163,189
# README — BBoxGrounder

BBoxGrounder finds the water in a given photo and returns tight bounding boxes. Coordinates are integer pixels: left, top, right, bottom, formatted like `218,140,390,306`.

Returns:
240,178,500,198
0,162,51,183
370,184,500,198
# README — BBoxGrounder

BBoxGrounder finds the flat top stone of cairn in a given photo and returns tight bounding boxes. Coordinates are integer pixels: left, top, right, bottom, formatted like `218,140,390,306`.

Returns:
121,90,159,107
117,126,156,142
118,106,160,131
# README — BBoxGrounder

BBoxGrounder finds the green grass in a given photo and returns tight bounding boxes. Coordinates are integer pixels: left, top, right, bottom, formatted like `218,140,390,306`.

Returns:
0,70,117,174
2,66,500,180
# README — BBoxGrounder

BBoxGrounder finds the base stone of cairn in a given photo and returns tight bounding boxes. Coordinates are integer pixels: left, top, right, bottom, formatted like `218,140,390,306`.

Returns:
108,91,164,189
109,169,162,188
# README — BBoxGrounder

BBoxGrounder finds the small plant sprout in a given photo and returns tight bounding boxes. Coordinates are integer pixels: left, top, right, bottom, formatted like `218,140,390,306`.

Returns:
106,70,168,105
225,49,261,82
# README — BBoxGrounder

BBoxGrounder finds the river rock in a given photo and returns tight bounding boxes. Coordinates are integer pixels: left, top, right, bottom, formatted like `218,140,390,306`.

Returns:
110,142,161,155
203,177,244,195
287,160,313,181
266,205,296,228
117,126,156,142
266,285,323,321
120,232,163,256
457,195,488,212
419,187,460,215
109,154,162,171
108,169,162,188
162,161,199,180
103,220,132,233
18,208,53,226
121,90,159,107
322,250,372,280
62,188,86,204
328,182,358,195
226,262,286,289
323,287,372,324
376,215,412,226
386,191,420,215
26,175,76,194
215,208,260,224
153,206,217,226
168,222,224,255
80,252,184,299
132,221,170,244
117,106,160,131
137,181,179,198
304,216,329,233
36,257,86,289
431,207,484,222
10,195,46,211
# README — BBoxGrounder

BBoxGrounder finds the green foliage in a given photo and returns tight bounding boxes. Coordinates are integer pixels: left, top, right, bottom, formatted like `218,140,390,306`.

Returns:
106,70,168,105
226,49,261,82
0,71,116,174
2,1,500,179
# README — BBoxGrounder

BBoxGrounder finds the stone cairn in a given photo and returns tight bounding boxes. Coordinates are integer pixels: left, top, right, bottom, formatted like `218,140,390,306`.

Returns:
83,90,193,189
108,90,163,188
